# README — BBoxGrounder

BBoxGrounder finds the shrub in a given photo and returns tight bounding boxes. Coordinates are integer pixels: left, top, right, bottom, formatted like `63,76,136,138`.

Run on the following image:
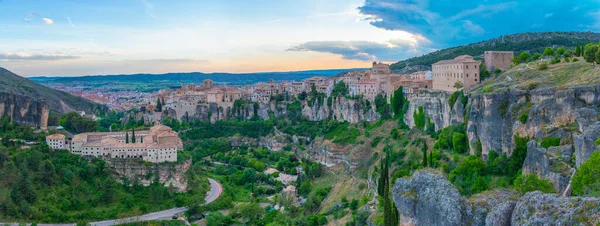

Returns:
538,62,549,70
572,58,579,62
513,173,556,195
482,86,493,93
449,156,488,196
371,136,383,148
541,137,561,149
595,138,600,146
550,57,561,65
452,133,468,153
571,151,600,196
519,113,528,124
497,100,508,117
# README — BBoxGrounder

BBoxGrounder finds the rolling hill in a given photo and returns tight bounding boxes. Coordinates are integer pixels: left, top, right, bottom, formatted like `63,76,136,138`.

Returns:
391,31,600,73
0,67,108,115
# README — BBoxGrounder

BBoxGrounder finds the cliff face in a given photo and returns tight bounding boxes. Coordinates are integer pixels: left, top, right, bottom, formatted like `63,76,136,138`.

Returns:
171,96,379,124
404,91,464,131
107,158,191,192
0,92,49,128
392,171,600,226
408,86,600,193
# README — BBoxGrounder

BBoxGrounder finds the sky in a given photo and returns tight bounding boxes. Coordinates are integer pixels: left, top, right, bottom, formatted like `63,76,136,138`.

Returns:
0,0,599,77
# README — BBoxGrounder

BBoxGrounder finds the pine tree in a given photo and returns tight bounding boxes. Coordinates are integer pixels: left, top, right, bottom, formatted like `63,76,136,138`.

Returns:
140,136,144,143
126,132,129,144
422,141,428,167
131,128,136,143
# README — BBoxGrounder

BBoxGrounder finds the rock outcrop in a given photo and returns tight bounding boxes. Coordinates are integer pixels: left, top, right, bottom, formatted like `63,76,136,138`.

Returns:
522,141,575,194
0,92,49,128
392,170,470,226
404,91,464,131
392,171,600,226
107,158,191,192
511,191,600,225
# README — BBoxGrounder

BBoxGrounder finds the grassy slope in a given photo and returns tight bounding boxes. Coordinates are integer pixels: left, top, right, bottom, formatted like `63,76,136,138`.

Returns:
474,58,600,93
0,67,107,114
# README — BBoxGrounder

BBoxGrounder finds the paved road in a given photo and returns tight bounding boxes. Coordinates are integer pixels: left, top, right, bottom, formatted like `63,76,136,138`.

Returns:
1,178,222,226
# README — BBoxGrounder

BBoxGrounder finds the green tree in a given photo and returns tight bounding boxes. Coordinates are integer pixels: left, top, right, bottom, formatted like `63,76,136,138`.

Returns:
38,160,55,186
514,51,531,64
584,43,598,63
556,47,566,56
413,106,426,130
239,202,264,223
422,141,428,167
125,132,129,144
206,211,234,226
595,47,600,64
131,128,136,143
513,173,556,195
571,151,600,196
543,47,555,57
449,155,488,195
575,45,582,57
452,133,468,153
531,52,542,61
391,87,406,117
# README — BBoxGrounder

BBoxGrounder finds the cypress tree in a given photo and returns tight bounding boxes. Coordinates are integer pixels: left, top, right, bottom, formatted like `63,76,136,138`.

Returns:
422,141,428,167
131,128,136,143
126,132,129,144
430,152,434,168
140,136,144,143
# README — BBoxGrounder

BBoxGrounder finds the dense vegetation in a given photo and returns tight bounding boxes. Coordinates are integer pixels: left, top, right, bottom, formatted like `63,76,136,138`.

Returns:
571,151,600,196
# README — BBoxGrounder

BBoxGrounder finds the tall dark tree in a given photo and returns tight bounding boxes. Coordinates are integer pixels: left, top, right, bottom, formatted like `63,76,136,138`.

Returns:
125,132,129,144
422,141,428,167
131,128,136,143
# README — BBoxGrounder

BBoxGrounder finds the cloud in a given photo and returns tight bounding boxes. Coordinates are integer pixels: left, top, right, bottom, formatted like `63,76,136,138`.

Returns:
0,52,79,61
24,11,38,22
141,0,158,20
66,17,77,28
358,0,600,46
287,38,434,62
42,18,54,25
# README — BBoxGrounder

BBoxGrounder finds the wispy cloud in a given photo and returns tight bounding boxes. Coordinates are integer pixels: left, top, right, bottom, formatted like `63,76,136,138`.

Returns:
24,11,38,22
0,52,79,61
66,16,77,28
141,0,158,20
42,18,54,25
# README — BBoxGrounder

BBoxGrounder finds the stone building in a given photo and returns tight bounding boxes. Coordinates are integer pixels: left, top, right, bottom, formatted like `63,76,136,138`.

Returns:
48,123,183,163
432,55,481,92
46,133,66,150
484,51,514,71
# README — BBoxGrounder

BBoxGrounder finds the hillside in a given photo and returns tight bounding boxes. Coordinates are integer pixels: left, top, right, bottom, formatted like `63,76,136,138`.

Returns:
0,67,107,115
390,31,600,73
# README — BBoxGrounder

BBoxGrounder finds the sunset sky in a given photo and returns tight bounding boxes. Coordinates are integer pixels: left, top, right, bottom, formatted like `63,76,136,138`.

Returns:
1,0,599,76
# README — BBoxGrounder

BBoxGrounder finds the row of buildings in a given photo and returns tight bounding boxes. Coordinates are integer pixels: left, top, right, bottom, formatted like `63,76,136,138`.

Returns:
46,123,183,163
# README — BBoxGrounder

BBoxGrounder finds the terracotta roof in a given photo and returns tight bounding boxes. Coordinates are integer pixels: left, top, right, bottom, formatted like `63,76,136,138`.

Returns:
46,134,65,140
432,55,478,65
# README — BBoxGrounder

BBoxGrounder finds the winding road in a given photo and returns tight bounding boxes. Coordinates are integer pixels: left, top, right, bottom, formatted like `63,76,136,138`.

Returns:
2,178,222,226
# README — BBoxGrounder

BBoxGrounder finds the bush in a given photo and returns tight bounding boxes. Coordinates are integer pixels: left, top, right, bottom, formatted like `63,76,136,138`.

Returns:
452,133,468,153
513,173,556,194
572,58,579,62
595,138,600,146
482,86,493,93
371,136,383,148
550,57,561,65
571,151,600,196
449,156,488,196
541,137,561,149
519,113,528,124
538,62,549,70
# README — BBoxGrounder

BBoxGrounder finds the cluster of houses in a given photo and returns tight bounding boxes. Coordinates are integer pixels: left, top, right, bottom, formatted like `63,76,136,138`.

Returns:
46,123,183,163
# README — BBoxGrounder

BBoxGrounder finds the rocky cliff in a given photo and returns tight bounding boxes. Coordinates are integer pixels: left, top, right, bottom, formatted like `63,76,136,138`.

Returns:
406,86,600,193
170,96,379,124
392,171,600,226
0,92,49,128
107,158,191,192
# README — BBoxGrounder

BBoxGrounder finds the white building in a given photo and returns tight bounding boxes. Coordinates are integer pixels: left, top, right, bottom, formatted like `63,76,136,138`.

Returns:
46,134,66,150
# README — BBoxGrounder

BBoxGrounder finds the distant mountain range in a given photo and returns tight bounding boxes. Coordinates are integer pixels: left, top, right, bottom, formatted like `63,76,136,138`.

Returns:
30,68,365,86
391,31,600,73
0,67,107,115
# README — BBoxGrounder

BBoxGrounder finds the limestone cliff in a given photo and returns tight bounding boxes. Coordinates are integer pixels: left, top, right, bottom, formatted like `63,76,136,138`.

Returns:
170,96,379,123
392,171,600,226
107,158,191,192
0,92,49,128
405,86,600,193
